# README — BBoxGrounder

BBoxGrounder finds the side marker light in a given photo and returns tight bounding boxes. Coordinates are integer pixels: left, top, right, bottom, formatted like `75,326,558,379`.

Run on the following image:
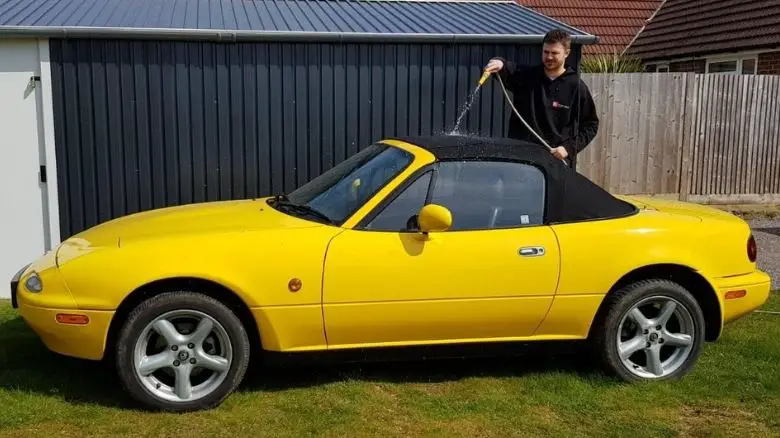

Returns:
725,290,746,300
56,314,90,325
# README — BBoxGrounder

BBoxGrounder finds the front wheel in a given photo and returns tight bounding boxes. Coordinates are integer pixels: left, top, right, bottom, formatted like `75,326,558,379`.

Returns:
115,291,250,411
593,279,706,382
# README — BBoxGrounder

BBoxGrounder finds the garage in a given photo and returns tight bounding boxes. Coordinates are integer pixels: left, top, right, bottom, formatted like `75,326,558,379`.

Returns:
0,0,593,298
0,38,59,299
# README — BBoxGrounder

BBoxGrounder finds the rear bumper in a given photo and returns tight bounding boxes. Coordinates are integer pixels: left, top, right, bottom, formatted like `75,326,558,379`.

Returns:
712,270,772,324
17,301,114,361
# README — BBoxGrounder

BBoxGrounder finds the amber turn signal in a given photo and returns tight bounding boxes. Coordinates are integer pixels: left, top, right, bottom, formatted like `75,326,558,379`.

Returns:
725,290,747,300
56,314,90,325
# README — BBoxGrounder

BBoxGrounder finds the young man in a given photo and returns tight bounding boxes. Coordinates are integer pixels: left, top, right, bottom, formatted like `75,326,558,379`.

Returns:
484,29,599,170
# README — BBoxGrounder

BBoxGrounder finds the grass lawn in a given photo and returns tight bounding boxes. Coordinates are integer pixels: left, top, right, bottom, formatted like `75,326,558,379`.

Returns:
1,293,778,437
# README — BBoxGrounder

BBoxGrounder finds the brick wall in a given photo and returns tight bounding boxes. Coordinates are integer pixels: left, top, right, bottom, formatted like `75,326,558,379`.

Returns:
758,50,780,74
669,59,706,73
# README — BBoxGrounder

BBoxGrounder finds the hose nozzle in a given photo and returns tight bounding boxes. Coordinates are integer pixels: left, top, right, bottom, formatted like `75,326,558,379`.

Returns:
478,70,491,86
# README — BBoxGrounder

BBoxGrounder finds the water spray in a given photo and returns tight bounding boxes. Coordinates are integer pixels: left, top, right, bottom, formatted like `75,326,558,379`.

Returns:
449,70,495,135
449,69,569,166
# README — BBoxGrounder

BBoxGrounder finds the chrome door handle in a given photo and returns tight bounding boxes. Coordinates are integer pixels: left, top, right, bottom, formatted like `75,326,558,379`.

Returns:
519,246,545,257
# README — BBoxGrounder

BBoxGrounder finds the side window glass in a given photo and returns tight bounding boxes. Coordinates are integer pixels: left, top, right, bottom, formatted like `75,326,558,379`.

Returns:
365,172,432,231
429,161,545,230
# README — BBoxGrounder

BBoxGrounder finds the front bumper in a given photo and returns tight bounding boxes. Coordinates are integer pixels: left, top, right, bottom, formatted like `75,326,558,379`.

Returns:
10,259,114,361
16,302,114,361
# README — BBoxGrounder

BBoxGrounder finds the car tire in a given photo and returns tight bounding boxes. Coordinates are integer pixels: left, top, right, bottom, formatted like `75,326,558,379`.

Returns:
115,291,250,411
592,279,706,382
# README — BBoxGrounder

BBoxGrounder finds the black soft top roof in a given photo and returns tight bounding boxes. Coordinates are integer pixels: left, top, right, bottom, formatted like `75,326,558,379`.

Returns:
391,134,556,162
386,135,638,224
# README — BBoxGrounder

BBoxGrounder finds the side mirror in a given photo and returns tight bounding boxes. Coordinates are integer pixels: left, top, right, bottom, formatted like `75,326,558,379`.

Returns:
417,204,452,233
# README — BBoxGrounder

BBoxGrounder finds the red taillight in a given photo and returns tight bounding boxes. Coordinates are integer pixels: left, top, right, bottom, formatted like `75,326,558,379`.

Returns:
747,234,757,262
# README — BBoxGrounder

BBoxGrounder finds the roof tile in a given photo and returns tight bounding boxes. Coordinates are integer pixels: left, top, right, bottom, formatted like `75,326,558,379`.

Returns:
628,0,780,60
514,0,663,54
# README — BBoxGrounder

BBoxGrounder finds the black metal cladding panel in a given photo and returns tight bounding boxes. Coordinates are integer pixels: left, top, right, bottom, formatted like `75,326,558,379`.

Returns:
50,38,581,238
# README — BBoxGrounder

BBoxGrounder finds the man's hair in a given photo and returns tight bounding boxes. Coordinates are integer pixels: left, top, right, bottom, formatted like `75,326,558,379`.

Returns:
543,29,571,50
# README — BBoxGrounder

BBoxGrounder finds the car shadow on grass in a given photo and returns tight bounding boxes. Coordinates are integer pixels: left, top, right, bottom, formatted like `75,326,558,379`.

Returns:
0,315,613,409
240,339,612,393
0,317,137,409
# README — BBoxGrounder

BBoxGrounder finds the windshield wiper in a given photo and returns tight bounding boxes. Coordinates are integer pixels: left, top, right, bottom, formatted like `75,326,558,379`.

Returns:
273,200,334,224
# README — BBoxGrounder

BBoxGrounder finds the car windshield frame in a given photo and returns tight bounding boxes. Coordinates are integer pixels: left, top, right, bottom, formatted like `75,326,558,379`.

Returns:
272,143,415,226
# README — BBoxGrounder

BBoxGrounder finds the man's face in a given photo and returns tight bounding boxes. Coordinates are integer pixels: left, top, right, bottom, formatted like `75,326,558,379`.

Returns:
542,42,569,71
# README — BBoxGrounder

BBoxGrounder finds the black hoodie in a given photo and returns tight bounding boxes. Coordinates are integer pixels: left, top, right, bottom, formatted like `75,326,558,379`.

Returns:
494,59,599,170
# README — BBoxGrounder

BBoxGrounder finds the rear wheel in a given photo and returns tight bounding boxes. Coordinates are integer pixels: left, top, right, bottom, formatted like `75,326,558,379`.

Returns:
593,279,706,381
115,291,250,411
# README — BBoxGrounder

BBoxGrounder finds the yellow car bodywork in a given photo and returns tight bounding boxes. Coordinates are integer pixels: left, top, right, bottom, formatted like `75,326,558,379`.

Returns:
12,138,772,364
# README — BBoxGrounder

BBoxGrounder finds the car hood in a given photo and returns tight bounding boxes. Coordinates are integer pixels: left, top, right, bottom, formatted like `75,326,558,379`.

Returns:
60,198,322,249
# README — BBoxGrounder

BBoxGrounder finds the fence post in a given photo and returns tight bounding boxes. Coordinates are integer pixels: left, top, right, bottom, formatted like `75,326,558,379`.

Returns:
678,73,697,201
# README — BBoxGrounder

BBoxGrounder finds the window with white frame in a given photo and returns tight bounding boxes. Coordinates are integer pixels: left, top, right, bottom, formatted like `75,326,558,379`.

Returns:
706,55,757,74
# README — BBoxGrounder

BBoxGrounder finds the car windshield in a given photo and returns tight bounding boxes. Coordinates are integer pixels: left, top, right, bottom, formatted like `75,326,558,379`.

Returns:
277,143,414,224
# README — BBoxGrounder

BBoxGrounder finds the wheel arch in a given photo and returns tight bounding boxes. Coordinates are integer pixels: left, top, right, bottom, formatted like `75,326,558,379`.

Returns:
103,277,262,362
589,264,723,342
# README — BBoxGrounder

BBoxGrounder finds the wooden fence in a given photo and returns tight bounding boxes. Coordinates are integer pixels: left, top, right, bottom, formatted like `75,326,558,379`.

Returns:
578,72,780,204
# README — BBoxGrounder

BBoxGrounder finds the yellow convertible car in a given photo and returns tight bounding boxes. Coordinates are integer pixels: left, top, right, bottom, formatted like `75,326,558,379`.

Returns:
10,135,771,411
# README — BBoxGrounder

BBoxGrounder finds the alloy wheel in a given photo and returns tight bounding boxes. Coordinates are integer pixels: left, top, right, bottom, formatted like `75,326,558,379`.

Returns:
616,296,695,379
133,309,233,402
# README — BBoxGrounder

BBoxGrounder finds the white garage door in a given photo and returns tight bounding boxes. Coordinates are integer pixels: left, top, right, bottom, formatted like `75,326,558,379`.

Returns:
0,40,51,299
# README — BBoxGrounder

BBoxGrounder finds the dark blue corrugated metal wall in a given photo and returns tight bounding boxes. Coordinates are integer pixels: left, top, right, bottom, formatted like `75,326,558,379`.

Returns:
49,38,582,238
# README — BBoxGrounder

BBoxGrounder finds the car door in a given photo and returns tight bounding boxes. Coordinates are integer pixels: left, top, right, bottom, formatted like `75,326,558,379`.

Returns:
321,159,561,348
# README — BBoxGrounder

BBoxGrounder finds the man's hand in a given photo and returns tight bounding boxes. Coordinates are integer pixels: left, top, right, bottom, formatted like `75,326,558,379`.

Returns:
484,58,504,73
551,146,568,160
